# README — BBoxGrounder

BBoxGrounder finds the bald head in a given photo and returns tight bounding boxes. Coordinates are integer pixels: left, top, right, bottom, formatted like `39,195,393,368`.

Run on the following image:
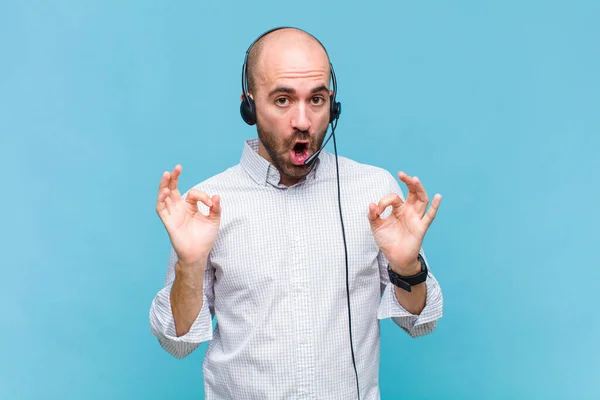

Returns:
246,28,331,95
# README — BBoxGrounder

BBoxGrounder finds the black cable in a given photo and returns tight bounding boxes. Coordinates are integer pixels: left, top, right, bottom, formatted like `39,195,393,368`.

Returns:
331,119,360,400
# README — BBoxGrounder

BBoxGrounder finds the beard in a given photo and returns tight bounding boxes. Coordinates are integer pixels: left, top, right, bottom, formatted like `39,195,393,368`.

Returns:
256,121,328,182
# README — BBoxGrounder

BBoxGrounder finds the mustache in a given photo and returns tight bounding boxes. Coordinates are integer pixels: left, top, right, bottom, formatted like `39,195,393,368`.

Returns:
292,129,310,140
284,130,311,146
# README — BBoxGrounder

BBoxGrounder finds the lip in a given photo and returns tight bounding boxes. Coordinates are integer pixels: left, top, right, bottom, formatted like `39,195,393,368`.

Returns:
291,140,310,153
293,140,310,147
290,140,311,165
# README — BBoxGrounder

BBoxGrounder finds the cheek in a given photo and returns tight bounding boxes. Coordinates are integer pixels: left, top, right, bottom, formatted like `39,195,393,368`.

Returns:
263,111,293,136
312,109,330,131
258,104,287,126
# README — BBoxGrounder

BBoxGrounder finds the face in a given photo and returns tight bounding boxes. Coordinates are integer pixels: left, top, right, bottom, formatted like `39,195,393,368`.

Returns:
250,41,332,186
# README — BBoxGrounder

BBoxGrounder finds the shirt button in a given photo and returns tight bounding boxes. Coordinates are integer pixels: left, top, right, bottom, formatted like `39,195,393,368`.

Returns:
300,336,308,344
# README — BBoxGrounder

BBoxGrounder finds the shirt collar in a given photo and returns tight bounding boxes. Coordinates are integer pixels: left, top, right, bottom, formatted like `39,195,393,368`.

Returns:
240,138,324,188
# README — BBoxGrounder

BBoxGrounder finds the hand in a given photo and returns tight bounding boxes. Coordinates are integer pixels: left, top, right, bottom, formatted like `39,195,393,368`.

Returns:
155,164,222,266
368,171,441,275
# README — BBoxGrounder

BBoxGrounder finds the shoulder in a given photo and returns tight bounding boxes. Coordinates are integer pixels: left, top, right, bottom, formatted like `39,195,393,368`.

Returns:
319,152,403,198
342,155,393,177
324,152,398,186
182,164,246,197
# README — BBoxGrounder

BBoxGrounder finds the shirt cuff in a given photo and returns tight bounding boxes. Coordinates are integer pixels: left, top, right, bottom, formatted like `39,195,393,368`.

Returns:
165,295,213,343
150,284,214,346
377,272,443,334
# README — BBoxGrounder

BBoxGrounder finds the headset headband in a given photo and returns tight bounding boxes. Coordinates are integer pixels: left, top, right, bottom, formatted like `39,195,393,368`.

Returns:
240,26,341,126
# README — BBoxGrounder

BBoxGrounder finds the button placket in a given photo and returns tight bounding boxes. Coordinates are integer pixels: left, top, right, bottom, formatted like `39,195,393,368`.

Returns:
287,187,315,398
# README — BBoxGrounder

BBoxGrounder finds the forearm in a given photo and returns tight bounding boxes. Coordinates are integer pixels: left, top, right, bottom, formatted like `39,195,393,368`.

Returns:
378,260,443,338
393,282,426,315
390,258,427,315
170,260,206,337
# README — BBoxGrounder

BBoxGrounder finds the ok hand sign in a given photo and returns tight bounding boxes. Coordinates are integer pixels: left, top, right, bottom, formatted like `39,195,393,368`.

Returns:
368,171,441,275
156,165,222,266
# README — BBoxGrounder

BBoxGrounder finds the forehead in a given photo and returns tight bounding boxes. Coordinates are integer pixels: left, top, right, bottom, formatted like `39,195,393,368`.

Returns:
256,38,331,92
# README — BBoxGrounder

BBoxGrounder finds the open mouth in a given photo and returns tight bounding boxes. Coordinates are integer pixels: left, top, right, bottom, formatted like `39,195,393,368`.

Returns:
290,141,310,165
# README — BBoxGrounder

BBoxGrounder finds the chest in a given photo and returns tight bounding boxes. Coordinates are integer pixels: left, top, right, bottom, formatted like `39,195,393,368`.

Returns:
208,183,381,294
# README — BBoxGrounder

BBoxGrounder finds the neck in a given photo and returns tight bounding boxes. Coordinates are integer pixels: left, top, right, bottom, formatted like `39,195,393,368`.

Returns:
257,140,304,187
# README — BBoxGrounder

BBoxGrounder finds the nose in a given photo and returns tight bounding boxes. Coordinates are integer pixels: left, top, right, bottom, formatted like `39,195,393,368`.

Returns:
291,103,311,132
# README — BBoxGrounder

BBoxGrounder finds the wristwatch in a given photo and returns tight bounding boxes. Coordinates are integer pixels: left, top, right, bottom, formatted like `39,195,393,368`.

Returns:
387,253,428,292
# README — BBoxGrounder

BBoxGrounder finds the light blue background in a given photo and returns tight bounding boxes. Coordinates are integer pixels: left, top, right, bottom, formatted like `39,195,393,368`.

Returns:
1,1,598,399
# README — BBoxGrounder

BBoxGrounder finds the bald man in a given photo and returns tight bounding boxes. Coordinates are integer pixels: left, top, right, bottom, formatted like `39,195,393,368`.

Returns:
150,27,444,400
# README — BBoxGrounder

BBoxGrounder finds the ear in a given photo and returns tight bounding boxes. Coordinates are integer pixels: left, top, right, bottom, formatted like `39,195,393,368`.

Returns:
241,92,254,102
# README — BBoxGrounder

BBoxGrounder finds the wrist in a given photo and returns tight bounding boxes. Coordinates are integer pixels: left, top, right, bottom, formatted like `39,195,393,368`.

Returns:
175,258,207,273
390,257,421,276
387,254,428,293
176,251,210,267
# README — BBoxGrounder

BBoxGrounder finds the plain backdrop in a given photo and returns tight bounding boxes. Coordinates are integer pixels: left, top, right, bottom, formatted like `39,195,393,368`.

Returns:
1,0,599,399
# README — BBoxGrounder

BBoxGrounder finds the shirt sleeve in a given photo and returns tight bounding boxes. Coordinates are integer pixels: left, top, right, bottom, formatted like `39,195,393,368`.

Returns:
149,247,216,358
377,249,444,338
375,170,444,338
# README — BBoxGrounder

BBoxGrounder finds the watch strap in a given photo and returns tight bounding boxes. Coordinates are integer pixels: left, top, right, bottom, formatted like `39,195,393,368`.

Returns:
387,253,428,292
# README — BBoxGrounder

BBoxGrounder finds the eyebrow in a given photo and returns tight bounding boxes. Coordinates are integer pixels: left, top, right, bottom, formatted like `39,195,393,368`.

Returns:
268,84,329,97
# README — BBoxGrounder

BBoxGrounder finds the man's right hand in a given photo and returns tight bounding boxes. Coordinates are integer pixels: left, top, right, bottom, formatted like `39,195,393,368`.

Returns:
156,164,222,267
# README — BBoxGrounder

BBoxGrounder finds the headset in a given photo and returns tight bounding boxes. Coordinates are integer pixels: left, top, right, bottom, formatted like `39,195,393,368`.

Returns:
240,27,360,400
240,27,341,127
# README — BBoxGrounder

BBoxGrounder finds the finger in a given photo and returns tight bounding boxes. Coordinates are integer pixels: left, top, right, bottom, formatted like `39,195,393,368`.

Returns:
158,171,170,194
410,176,429,205
156,171,170,213
156,187,171,217
375,193,404,216
422,194,442,228
169,164,182,191
208,195,222,223
397,171,417,203
367,202,384,230
167,166,183,202
400,172,429,208
186,189,213,210
397,171,409,181
397,171,414,191
367,202,379,222
164,192,175,214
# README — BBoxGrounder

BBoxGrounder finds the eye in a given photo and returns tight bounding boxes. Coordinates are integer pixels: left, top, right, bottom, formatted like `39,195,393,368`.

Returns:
311,96,325,105
275,97,290,106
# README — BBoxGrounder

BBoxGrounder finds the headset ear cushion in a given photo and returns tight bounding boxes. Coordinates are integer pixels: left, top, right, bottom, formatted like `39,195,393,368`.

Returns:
330,100,341,123
240,97,256,126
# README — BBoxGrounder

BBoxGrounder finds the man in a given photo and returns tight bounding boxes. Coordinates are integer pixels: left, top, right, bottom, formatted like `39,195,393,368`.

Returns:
150,27,443,399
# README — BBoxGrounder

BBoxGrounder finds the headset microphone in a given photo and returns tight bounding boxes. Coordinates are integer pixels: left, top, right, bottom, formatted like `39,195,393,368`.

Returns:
303,117,338,166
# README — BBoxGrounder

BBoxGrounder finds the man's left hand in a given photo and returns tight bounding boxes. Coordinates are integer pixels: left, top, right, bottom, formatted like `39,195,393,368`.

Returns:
368,171,442,275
